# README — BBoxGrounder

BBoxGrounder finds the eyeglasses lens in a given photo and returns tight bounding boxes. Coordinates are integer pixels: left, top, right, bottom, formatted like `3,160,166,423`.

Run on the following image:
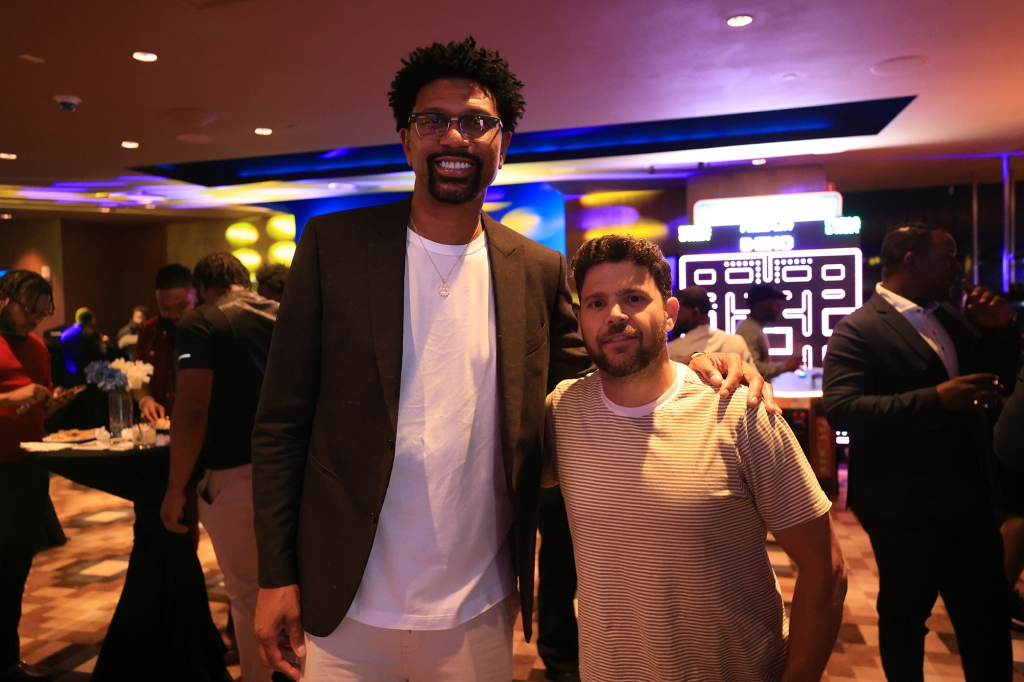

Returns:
413,115,498,141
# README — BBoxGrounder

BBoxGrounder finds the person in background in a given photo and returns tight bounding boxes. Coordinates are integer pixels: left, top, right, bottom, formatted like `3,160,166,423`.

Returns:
59,308,109,383
116,305,150,360
823,224,1019,680
736,285,803,381
255,264,288,303
160,252,278,682
668,285,754,364
134,265,195,424
0,270,76,682
996,365,1024,470
545,236,846,681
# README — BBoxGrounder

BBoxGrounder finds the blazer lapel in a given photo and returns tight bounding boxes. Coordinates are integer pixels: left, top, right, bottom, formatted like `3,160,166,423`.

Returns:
366,198,412,431
484,213,525,495
871,293,947,376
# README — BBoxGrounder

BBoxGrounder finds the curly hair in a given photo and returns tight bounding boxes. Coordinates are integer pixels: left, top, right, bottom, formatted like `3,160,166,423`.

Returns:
0,269,55,316
255,263,288,295
192,252,251,291
389,36,526,133
571,235,673,301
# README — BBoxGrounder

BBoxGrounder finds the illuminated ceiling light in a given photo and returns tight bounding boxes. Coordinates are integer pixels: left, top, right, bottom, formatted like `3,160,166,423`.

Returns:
132,51,158,62
121,141,140,149
751,158,767,165
726,14,753,27
254,128,273,136
225,222,260,246
145,203,156,209
267,241,296,266
0,152,16,160
233,248,262,270
99,207,111,213
266,215,297,241
1,214,12,220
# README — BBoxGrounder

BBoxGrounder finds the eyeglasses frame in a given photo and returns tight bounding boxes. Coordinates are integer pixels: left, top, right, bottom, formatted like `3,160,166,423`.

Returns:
408,112,504,142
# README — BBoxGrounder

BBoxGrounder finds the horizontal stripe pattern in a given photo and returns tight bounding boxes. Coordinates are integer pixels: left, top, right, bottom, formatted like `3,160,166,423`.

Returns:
548,366,830,681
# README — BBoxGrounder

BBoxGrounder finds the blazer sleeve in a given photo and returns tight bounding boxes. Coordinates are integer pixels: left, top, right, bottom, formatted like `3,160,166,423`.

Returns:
251,217,323,588
546,253,592,392
995,366,1024,470
822,315,946,434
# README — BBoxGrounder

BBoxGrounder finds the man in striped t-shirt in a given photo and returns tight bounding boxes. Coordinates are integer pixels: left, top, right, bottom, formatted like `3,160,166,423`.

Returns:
544,235,847,681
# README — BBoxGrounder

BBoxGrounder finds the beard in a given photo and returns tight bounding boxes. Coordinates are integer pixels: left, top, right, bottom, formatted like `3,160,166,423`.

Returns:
586,318,668,379
426,150,484,205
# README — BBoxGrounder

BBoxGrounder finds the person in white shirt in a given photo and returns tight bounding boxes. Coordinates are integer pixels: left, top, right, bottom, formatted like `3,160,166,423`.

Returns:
544,235,847,682
667,285,753,364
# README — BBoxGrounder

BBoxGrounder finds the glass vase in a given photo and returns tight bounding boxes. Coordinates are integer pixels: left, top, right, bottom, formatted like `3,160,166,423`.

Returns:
108,391,133,439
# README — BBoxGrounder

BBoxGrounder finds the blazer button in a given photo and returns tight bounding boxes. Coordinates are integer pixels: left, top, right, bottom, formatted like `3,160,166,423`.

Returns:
371,512,378,524
388,439,395,451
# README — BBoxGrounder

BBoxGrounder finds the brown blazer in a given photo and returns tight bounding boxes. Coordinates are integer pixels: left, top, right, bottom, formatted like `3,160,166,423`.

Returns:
251,197,590,640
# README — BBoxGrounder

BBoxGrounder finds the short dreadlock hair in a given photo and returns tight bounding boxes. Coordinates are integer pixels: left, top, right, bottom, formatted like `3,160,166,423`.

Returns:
0,269,55,317
192,252,251,291
571,235,673,301
389,36,526,133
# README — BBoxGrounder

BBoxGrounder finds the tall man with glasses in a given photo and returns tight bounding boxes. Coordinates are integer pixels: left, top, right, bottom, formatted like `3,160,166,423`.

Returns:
251,37,772,682
0,271,76,682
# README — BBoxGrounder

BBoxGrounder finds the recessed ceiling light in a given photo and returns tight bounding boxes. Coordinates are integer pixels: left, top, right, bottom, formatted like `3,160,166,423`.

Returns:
133,52,158,62
0,152,16,160
254,128,273,136
727,14,753,27
751,158,767,165
145,203,156,209
121,141,140,149
1,214,12,220
99,207,111,213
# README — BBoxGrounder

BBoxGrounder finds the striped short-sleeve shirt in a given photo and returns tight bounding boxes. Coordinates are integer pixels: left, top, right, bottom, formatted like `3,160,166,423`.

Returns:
545,363,830,681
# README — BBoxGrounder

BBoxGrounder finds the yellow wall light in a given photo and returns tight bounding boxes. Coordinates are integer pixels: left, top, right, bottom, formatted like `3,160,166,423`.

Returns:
582,217,668,242
226,222,259,246
266,214,297,241
267,241,296,266
500,207,542,238
579,191,661,208
232,248,262,270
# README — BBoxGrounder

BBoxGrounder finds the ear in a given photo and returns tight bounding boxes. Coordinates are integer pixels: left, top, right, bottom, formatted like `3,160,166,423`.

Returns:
902,250,917,272
665,296,680,332
497,131,513,168
399,128,413,167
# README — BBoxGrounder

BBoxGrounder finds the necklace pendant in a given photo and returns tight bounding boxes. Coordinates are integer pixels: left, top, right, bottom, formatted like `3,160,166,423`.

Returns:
437,282,451,297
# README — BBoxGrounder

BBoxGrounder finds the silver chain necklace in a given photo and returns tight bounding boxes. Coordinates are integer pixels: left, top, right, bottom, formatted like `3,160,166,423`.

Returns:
409,217,479,297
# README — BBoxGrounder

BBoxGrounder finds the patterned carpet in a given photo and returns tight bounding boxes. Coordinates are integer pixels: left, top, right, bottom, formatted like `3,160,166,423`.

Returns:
16,470,1024,681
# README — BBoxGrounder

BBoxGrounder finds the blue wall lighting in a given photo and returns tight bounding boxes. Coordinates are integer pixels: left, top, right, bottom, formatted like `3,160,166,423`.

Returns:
483,183,566,255
263,182,566,254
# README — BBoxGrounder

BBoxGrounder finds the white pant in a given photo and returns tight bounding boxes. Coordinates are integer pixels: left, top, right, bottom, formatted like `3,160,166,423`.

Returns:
197,463,272,682
302,598,515,681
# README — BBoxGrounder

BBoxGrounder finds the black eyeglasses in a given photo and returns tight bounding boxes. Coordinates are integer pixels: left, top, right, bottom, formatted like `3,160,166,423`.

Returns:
6,295,53,320
408,112,503,141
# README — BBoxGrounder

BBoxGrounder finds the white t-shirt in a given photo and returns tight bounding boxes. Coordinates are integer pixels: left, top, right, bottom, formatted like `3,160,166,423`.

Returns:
345,228,516,630
546,363,830,681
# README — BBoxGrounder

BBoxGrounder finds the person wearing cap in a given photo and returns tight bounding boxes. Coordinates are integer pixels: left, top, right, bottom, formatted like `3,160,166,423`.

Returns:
668,285,753,364
736,285,802,382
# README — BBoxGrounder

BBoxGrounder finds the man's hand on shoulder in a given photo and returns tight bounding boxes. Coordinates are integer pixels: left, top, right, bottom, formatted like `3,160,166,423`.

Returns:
688,352,781,414
255,585,305,681
962,279,1013,327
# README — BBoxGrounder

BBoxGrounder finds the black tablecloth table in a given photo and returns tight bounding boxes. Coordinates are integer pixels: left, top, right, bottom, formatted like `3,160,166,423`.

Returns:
33,447,230,682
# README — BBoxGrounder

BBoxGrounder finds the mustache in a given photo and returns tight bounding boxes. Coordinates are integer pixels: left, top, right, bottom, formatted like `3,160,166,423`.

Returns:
427,150,480,166
598,323,640,344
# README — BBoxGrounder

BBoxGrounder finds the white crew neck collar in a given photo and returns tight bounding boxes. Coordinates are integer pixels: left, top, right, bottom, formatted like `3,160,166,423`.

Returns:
408,227,488,256
600,362,686,418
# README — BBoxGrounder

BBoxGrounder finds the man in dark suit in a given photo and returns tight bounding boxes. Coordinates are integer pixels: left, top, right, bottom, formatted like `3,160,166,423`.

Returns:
823,224,1020,681
251,38,771,682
